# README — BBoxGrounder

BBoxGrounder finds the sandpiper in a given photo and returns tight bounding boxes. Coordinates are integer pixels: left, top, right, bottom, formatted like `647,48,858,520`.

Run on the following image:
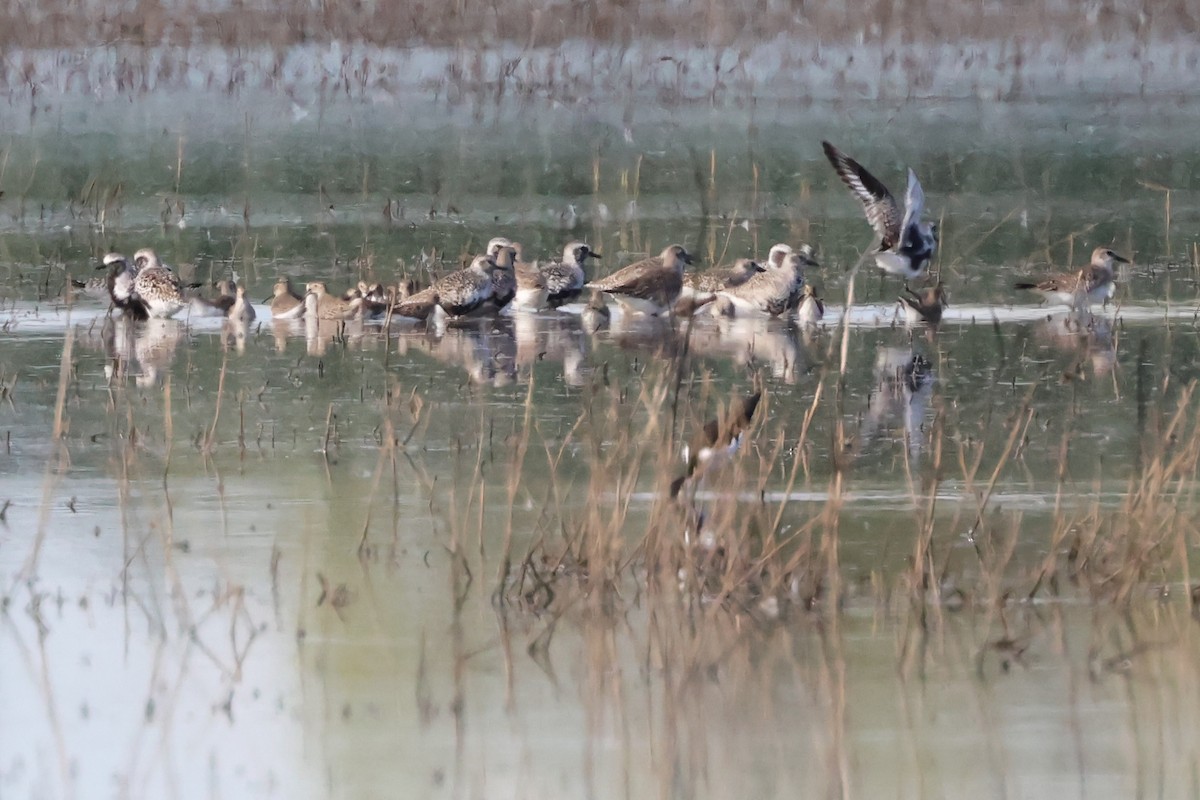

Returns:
714,251,809,317
822,141,938,282
585,244,694,316
1014,247,1128,308
131,248,187,318
269,278,305,319
898,283,947,325
796,283,825,326
189,279,238,317
229,284,256,325
304,281,364,321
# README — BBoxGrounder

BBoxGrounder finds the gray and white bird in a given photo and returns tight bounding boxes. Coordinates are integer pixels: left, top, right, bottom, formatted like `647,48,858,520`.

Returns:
131,248,187,319
537,241,601,309
585,244,695,316
823,141,938,282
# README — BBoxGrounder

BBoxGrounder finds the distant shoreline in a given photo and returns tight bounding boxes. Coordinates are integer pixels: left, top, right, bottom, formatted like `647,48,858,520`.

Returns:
1,34,1196,106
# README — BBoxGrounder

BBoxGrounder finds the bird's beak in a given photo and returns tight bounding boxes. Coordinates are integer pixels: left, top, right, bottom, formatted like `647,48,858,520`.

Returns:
262,294,273,304
589,251,602,260
1113,253,1130,263
682,252,696,265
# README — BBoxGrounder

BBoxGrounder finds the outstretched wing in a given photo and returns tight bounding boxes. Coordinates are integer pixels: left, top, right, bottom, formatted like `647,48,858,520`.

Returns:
822,141,902,250
898,168,926,248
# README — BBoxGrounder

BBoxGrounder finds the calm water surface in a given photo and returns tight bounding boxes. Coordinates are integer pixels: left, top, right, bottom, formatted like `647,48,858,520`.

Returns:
2,88,1200,798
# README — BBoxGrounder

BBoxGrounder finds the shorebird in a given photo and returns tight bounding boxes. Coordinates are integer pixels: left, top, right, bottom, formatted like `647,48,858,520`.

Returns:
73,252,130,303
515,241,601,310
580,292,611,333
796,283,825,326
670,391,762,499
131,248,187,318
188,279,238,317
714,251,809,317
822,141,938,282
80,252,148,319
429,255,500,319
676,257,764,315
268,278,305,319
1014,247,1128,308
304,281,364,321
585,244,694,316
488,245,518,313
898,283,947,325
229,285,256,325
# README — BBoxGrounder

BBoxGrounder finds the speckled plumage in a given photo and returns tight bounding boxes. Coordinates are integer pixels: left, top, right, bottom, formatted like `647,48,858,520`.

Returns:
586,244,694,316
434,255,499,318
132,249,187,319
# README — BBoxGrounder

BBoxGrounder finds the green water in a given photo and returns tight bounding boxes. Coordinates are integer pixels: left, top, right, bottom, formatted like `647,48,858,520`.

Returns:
3,87,1200,799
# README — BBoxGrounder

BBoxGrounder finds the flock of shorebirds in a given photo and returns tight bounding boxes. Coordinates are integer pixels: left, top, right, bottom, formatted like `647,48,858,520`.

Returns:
71,141,1130,335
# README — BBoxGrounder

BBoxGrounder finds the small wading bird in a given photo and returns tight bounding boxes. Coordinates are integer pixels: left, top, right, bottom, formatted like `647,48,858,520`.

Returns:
677,257,765,316
898,283,948,326
585,244,695,316
822,141,938,283
268,278,305,319
131,248,187,319
304,281,363,321
1013,246,1128,308
536,240,601,309
670,391,763,548
796,283,825,326
670,391,763,500
714,250,817,318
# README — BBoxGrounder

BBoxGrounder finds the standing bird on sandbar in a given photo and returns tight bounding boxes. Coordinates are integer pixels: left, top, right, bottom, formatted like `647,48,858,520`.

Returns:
822,141,938,283
1013,247,1128,309
131,248,188,319
585,244,695,316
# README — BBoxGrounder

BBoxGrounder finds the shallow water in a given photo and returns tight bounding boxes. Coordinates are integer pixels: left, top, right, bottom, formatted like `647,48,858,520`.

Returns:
4,80,1200,800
